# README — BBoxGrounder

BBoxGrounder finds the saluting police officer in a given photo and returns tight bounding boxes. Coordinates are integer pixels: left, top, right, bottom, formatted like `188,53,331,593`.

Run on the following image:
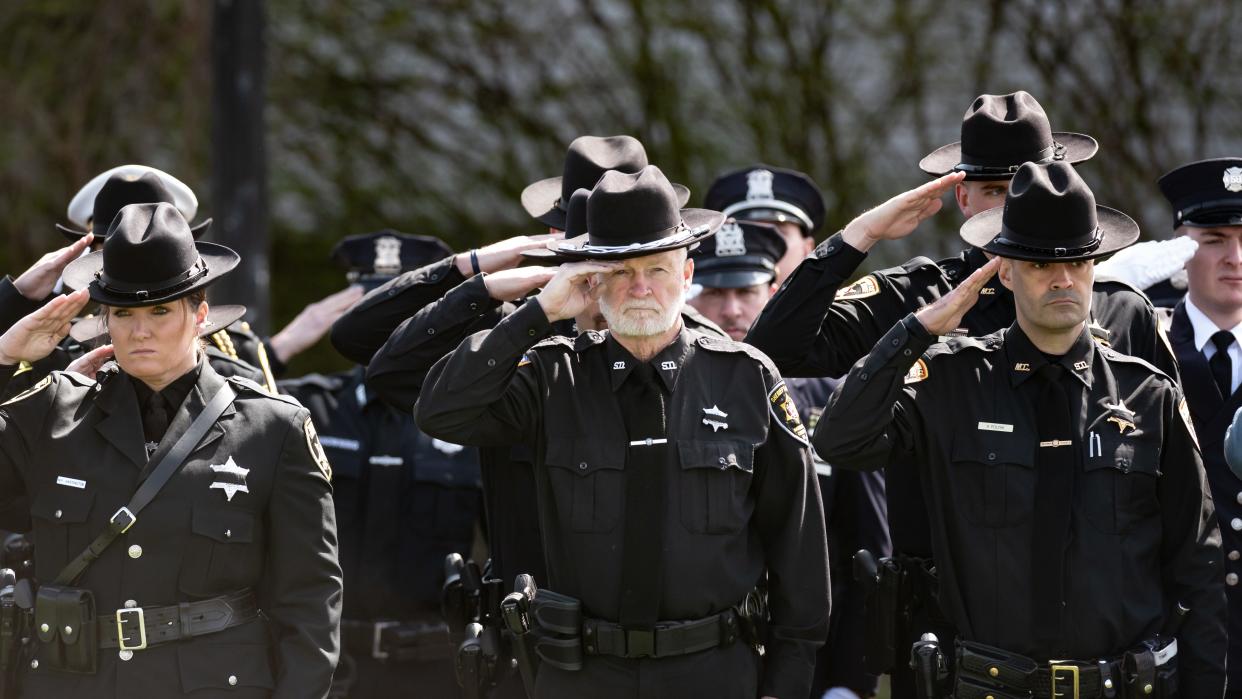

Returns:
1156,157,1242,697
745,91,1180,694
816,162,1226,697
687,219,888,699
0,202,342,698
410,165,830,699
280,230,484,699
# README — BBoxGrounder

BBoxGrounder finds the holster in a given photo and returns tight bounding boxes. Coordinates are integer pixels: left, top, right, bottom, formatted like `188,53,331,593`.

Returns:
855,549,901,674
734,587,768,654
1,573,34,697
530,589,582,671
33,585,97,674
1124,637,1178,698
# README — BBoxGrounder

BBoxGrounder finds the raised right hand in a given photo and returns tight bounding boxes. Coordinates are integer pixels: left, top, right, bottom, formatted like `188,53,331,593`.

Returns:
914,257,999,336
0,288,91,365
456,233,564,276
482,266,559,301
13,234,94,300
534,261,620,322
841,172,965,253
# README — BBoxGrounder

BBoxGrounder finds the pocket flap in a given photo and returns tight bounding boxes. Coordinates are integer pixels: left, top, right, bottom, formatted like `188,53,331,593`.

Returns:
178,642,275,692
1084,435,1160,475
191,507,256,543
951,435,1035,468
30,489,95,524
678,440,755,474
545,438,624,476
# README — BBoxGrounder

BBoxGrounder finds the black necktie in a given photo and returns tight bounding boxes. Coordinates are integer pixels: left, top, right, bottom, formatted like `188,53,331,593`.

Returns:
617,362,667,630
1031,363,1075,646
1209,330,1235,399
142,391,172,446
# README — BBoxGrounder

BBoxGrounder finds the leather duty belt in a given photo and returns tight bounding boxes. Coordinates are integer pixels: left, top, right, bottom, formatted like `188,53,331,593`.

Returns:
99,588,258,650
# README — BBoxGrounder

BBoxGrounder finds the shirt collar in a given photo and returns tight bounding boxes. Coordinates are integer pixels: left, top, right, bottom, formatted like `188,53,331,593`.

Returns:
1003,322,1095,388
131,355,204,410
1183,295,1242,352
605,326,694,392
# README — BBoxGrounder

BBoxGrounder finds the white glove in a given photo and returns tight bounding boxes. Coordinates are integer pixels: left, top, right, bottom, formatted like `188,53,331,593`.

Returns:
1094,237,1198,290
823,688,862,699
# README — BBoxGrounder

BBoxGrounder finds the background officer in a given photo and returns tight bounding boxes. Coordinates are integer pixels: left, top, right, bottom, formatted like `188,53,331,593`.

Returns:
280,230,484,699
816,162,1226,697
411,165,830,699
687,219,887,698
1156,156,1242,698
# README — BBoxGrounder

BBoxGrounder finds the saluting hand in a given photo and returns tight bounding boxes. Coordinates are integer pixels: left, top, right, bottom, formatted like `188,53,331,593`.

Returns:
535,261,620,323
841,172,965,253
66,344,115,376
456,233,565,277
268,285,365,363
914,256,1000,336
483,266,558,301
0,288,91,366
12,234,94,301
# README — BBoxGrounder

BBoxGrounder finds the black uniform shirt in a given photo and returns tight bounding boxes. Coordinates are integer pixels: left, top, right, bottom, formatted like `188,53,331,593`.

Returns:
412,300,830,699
813,316,1226,695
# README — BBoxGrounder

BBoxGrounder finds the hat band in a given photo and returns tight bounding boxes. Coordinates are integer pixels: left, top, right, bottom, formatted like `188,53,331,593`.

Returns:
1177,198,1242,224
564,221,705,254
956,142,1066,175
992,224,1102,258
721,199,813,231
95,258,209,301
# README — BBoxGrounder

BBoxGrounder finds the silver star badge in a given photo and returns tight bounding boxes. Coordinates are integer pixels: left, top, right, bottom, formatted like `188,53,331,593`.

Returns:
702,405,729,432
209,456,251,502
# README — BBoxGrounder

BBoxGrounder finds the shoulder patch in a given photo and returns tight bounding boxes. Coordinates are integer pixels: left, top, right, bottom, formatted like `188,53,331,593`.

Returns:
1179,397,1199,450
835,274,880,301
904,358,929,384
1,374,53,406
304,416,332,481
767,380,809,445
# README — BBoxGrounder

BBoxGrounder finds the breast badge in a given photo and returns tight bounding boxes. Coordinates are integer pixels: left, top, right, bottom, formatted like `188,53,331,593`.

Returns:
209,456,251,502
702,405,729,432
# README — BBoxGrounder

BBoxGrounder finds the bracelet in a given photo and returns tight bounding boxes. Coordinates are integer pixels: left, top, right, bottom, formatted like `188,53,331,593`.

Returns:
469,249,482,276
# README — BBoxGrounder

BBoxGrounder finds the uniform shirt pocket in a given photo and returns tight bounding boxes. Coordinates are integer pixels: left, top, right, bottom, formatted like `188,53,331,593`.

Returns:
1081,434,1160,535
677,440,755,535
178,641,275,695
545,439,625,533
179,506,261,595
30,490,95,573
950,436,1036,528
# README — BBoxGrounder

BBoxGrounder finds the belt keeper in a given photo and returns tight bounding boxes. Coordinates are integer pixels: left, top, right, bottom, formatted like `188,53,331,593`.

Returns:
178,602,193,640
1098,659,1117,698
719,611,736,645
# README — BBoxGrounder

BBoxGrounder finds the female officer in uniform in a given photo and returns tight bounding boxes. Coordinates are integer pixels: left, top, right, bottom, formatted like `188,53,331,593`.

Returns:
0,202,342,698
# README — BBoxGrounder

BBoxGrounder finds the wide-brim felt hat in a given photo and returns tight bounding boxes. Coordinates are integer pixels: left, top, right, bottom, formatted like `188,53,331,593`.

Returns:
521,135,690,229
69,304,247,343
62,202,239,307
920,91,1098,180
522,188,591,264
59,165,207,241
546,166,724,261
960,161,1138,262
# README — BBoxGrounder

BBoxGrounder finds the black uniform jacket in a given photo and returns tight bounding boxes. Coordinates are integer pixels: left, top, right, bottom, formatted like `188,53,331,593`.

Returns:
0,361,342,698
813,316,1226,695
1168,300,1242,688
339,256,727,589
412,300,830,699
746,233,1180,380
280,367,482,620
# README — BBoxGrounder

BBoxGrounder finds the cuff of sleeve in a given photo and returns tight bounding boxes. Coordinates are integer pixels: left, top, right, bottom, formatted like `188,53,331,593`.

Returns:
496,299,554,351
812,231,868,270
459,275,505,316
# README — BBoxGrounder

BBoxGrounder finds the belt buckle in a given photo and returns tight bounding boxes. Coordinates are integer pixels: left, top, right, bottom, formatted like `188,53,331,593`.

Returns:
110,507,137,534
372,620,399,660
624,628,655,658
1050,663,1080,699
116,607,147,651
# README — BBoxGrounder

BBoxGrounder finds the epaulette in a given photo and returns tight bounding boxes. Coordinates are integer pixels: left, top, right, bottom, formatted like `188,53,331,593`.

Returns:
942,332,1001,355
695,334,780,374
227,375,303,407
529,334,577,353
573,330,607,352
935,254,970,283
275,372,345,393
1098,346,1174,384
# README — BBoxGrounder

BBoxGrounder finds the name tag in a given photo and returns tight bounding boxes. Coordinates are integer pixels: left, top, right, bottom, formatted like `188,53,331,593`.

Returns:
56,476,87,489
977,422,1013,433
319,436,361,451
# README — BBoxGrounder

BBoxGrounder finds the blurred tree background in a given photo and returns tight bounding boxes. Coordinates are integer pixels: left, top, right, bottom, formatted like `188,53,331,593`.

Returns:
1,0,1240,377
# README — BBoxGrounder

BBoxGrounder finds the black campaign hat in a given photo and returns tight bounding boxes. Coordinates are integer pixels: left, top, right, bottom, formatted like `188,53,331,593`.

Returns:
521,188,591,263
62,203,239,307
704,165,826,235
330,230,454,288
960,162,1138,262
1157,158,1242,228
920,91,1098,181
548,166,724,260
57,171,211,242
521,135,690,229
690,220,787,289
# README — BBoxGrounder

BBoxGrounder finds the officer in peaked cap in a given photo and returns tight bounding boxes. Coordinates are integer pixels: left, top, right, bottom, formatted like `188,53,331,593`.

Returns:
280,230,484,699
705,164,827,286
688,220,889,698
1155,156,1242,696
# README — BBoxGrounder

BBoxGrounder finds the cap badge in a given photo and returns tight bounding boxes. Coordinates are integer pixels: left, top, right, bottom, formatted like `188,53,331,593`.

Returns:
702,404,729,432
714,221,746,256
746,168,774,202
374,236,403,275
1224,167,1242,193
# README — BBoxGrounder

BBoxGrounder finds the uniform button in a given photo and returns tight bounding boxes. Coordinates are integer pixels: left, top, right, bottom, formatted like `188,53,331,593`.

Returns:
903,349,912,356
63,625,73,635
891,338,900,347
128,545,143,559
718,457,727,466
987,452,997,461
229,675,238,686
224,529,232,539
124,600,138,608
1228,573,1239,586
989,666,999,677
528,329,538,336
1232,518,1242,532
1236,491,1242,505
469,303,479,311
487,359,497,367
39,623,49,633
1144,684,1153,695
1230,550,1240,561
1104,678,1114,690
426,328,436,335
578,462,588,471
29,659,37,670
826,245,836,253
119,650,133,661
54,509,63,519
859,372,869,381
387,289,397,296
